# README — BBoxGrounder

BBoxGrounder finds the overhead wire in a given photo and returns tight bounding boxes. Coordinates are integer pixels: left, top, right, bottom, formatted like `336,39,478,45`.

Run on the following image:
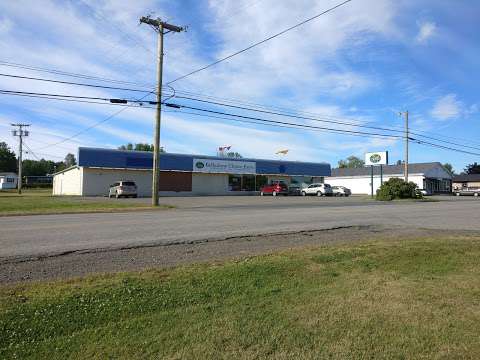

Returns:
0,73,156,93
167,0,352,84
0,61,156,89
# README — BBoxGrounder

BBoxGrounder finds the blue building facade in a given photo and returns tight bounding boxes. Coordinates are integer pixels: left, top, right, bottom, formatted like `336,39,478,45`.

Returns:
78,147,331,177
51,147,331,196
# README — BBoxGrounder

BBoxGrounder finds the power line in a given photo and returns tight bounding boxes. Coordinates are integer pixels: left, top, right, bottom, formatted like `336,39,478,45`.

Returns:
0,73,156,93
174,94,480,152
165,102,403,140
167,0,352,84
0,61,156,89
174,95,406,134
413,138,480,157
0,89,155,104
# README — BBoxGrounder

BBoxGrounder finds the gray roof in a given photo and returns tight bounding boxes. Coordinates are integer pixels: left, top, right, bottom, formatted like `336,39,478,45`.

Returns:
330,162,445,177
453,174,480,182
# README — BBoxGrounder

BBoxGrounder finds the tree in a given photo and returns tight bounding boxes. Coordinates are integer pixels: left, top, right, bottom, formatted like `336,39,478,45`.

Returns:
338,155,365,168
376,178,418,201
118,143,162,152
464,162,480,175
64,153,77,168
0,142,17,172
442,163,455,175
22,159,58,176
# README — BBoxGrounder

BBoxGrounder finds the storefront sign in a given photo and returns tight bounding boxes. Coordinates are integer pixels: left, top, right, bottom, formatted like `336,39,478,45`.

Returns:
365,151,388,166
193,158,256,174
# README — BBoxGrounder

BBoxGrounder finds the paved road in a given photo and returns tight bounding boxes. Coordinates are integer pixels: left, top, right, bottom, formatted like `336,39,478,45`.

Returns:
1,196,479,260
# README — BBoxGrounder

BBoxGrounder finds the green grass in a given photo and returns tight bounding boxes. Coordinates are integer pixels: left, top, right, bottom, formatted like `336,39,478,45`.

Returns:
0,189,171,215
1,236,480,359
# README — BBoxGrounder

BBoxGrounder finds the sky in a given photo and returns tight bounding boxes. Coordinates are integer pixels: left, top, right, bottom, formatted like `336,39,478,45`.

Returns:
0,0,479,173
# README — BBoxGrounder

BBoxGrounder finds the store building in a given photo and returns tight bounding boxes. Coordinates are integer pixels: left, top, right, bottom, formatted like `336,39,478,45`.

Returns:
53,147,331,196
326,162,452,195
452,174,480,190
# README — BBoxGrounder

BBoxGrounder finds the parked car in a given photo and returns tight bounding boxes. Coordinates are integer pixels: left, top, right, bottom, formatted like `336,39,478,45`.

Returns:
454,187,479,197
301,183,333,196
416,189,431,197
288,185,302,196
332,186,351,197
108,181,138,198
260,181,288,196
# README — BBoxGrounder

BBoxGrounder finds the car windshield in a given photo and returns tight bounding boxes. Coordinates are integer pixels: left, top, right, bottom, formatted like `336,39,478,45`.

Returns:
122,181,136,186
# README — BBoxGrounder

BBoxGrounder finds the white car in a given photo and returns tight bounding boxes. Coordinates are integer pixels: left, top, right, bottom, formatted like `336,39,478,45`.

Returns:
301,183,333,196
108,180,138,198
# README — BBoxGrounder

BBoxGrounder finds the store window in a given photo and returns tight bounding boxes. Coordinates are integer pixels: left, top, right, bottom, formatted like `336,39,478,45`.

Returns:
228,175,242,191
242,175,255,191
255,175,268,191
229,175,257,191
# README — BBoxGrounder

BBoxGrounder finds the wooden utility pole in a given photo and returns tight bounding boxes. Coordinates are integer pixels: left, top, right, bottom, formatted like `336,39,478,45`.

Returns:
11,123,30,194
399,111,409,182
140,16,184,206
404,111,409,182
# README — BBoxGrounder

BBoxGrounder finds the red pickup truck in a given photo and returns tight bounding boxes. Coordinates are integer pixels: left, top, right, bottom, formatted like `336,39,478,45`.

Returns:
260,181,288,196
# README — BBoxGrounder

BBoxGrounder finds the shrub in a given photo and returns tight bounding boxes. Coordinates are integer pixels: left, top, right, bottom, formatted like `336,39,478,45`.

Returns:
376,177,419,201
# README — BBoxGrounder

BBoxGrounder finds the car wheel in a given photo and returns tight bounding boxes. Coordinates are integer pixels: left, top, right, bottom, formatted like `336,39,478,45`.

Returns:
272,191,277,196
301,191,306,196
474,193,479,197
317,191,322,197
260,192,264,196
115,192,120,199
456,192,460,196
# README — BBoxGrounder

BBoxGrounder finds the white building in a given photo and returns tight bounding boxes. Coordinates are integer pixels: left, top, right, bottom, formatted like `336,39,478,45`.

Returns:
53,147,331,197
0,172,18,190
327,162,452,195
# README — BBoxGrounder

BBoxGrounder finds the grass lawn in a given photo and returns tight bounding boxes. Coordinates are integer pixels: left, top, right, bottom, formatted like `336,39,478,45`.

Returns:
0,189,171,215
1,236,480,359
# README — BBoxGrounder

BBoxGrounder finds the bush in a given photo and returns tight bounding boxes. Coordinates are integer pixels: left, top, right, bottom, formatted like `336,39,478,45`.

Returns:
376,178,419,201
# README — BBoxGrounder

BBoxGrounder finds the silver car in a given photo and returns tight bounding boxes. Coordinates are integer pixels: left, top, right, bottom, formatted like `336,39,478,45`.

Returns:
108,180,138,198
301,183,333,196
332,186,351,197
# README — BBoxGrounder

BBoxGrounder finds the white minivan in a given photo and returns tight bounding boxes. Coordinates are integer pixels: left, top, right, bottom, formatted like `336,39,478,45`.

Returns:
301,183,333,196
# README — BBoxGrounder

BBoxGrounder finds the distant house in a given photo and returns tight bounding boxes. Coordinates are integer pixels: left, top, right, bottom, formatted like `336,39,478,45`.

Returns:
452,174,480,190
0,172,18,190
327,162,452,195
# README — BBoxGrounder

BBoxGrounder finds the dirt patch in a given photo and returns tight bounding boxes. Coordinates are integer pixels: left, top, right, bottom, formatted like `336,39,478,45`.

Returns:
0,225,476,284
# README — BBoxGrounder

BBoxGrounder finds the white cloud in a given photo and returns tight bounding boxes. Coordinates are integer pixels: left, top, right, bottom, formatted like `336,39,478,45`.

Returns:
416,21,436,43
0,17,12,34
430,94,462,120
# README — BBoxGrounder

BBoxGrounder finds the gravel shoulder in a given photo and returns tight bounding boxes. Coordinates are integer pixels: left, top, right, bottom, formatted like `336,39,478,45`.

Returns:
1,225,477,284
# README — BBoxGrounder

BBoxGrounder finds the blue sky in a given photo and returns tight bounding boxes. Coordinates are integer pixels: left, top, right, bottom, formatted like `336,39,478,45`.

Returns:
0,0,478,173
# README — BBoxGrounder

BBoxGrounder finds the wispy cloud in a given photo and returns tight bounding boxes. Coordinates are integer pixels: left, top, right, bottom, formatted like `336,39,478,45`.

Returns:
416,21,436,43
430,94,462,120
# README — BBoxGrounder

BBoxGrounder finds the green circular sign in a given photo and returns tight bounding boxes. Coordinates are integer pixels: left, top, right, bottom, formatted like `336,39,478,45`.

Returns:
195,161,205,169
370,154,382,163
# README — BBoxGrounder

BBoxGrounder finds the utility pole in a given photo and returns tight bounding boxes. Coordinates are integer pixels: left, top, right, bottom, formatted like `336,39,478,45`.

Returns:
400,111,409,182
11,123,30,194
140,16,184,207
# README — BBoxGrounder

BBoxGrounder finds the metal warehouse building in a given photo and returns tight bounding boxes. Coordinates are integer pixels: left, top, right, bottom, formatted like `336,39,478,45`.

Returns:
53,147,331,196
